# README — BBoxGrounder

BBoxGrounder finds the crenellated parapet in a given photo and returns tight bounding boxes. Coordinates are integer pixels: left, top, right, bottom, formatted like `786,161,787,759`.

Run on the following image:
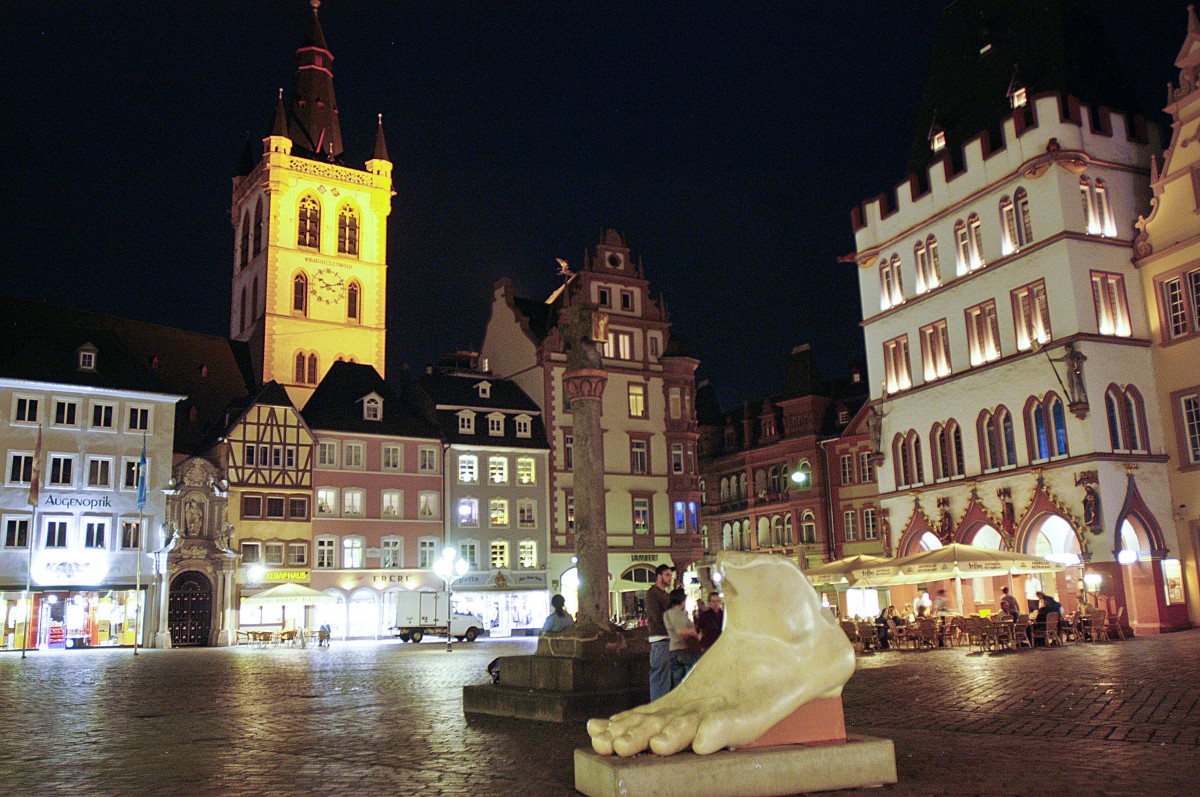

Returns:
851,92,1154,245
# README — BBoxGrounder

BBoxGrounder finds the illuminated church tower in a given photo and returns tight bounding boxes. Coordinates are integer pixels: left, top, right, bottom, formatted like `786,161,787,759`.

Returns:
230,1,392,406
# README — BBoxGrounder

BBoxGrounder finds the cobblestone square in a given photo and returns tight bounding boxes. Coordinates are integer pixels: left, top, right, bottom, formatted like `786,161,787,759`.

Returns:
2,630,1199,796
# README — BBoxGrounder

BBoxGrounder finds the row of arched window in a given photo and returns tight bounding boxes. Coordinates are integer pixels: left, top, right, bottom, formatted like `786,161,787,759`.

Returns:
891,387,1148,488
720,510,818,550
236,196,363,271
715,460,812,503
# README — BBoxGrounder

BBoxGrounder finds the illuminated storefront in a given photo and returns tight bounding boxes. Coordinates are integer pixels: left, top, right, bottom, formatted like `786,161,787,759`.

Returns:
2,589,144,650
453,570,549,636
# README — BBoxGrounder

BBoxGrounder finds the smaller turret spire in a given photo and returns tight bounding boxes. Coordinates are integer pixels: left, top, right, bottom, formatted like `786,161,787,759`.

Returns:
271,88,288,137
1189,5,1199,36
372,113,390,161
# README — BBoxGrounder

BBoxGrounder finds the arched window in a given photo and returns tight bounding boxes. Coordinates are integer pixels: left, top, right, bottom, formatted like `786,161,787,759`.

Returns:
909,431,924,484
784,513,794,545
240,286,248,332
719,477,730,503
1016,188,1033,246
298,195,321,249
293,273,308,315
979,411,1000,471
893,433,910,487
931,423,947,480
757,517,769,548
954,219,970,275
1051,397,1068,457
800,511,816,544
926,235,940,284
1093,179,1115,237
347,281,361,322
999,408,1017,467
879,254,904,309
1027,394,1069,461
968,213,985,269
754,468,767,495
295,352,307,383
338,205,359,256
239,211,251,270
795,460,812,489
1106,385,1148,452
307,353,319,385
1002,189,1033,253
252,277,259,322
253,197,265,255
722,522,733,551
739,473,748,499
915,240,930,294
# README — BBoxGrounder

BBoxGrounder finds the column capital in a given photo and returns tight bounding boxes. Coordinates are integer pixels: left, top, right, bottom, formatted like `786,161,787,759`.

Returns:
564,369,608,402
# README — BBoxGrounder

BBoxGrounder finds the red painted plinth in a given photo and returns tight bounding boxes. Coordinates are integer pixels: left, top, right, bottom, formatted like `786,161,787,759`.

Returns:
743,697,847,748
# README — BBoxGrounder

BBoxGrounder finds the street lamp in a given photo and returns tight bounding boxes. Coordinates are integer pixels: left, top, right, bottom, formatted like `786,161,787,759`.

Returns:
433,547,469,653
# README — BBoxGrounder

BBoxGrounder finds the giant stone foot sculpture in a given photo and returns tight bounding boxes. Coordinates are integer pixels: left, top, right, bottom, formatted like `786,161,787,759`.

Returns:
587,551,855,756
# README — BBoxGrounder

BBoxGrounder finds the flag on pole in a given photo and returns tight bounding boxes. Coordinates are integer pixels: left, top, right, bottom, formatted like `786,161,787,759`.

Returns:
136,436,148,511
27,425,42,507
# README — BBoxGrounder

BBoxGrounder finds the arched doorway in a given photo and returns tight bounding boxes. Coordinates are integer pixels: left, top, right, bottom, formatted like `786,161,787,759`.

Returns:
916,532,942,551
168,571,213,647
347,589,379,638
313,591,347,639
968,525,1003,550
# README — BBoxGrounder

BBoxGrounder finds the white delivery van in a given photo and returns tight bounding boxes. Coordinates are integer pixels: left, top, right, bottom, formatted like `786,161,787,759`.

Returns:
393,591,485,643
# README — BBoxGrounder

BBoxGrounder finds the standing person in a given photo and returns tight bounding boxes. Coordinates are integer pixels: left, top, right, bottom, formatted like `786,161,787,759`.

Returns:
542,594,575,634
932,589,950,616
663,588,700,688
999,587,1020,620
645,563,674,701
695,591,724,653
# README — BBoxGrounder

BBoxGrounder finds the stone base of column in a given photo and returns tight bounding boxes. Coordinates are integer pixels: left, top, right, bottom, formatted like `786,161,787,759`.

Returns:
153,632,173,650
574,734,897,797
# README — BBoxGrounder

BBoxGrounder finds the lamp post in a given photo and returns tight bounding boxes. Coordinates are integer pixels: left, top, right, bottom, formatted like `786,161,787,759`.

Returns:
433,547,469,652
1083,571,1102,608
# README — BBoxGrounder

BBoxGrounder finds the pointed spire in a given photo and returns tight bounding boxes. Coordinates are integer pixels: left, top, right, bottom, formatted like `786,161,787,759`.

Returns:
271,88,288,137
372,113,390,161
288,0,343,161
1190,5,1199,36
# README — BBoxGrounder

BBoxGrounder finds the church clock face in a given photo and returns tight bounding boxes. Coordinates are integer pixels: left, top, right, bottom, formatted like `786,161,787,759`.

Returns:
311,268,345,304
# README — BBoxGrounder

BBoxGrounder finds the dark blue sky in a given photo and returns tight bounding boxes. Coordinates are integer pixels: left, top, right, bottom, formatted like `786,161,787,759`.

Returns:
1,1,1185,407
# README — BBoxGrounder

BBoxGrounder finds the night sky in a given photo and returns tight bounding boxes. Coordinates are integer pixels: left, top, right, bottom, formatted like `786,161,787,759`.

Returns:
2,2,1185,407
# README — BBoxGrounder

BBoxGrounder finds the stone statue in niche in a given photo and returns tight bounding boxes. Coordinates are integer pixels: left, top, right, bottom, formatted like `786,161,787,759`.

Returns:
587,551,855,756
866,405,884,453
183,495,205,537
938,508,954,542
1083,485,1102,531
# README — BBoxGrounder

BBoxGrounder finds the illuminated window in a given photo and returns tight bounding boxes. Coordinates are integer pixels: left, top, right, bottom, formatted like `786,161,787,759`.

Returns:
342,489,365,517
382,444,401,469
1012,280,1051,351
489,499,509,527
381,537,402,568
316,537,336,569
298,196,321,249
381,490,402,518
968,213,986,269
628,383,647,418
879,254,904,310
490,540,509,570
1091,272,1131,337
489,457,508,484
337,205,359,256
517,457,535,484
342,536,364,568
633,497,651,534
863,508,878,540
418,491,438,518
1081,177,1116,237
883,335,912,393
919,320,951,382
844,510,858,542
418,538,437,569
519,540,537,568
120,520,140,550
965,300,1001,366
458,455,478,483
458,498,479,527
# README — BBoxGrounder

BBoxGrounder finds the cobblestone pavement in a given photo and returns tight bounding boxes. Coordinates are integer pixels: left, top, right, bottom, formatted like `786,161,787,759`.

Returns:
2,630,1199,796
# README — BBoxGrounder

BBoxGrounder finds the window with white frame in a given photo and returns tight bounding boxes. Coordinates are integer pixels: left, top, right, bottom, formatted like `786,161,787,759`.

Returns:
800,510,817,544
90,402,115,430
518,540,537,569
1012,280,1051,351
1000,188,1033,254
315,537,336,569
515,415,532,438
317,441,338,467
893,431,925,488
632,497,650,534
418,446,438,472
85,457,112,488
966,300,1001,366
240,541,261,563
458,411,475,434
488,413,504,436
13,396,40,424
316,487,338,516
82,519,106,549
266,496,286,519
288,542,308,566
490,499,509,527
265,542,285,566
381,537,402,568
48,455,74,487
883,335,912,394
669,388,682,420
844,510,858,541
566,494,575,532
418,538,437,569
859,451,874,483
630,438,648,474
44,519,67,548
288,496,308,520
122,458,141,490
517,499,536,528
458,498,479,527
564,434,574,470
343,442,364,469
53,399,78,427
840,455,854,485
363,396,381,421
8,453,32,485
920,319,952,382
489,456,508,484
459,454,478,483
490,540,509,570
863,508,878,540
120,520,141,550
418,491,438,518
603,331,633,360
1091,271,1131,337
1080,177,1117,237
476,381,491,398
460,541,479,570
127,405,150,432
381,490,403,518
7,517,35,549
968,213,986,268
342,488,365,517
516,457,535,485
382,444,402,471
879,254,904,310
915,239,940,294
342,536,364,568
671,444,685,474
241,495,263,518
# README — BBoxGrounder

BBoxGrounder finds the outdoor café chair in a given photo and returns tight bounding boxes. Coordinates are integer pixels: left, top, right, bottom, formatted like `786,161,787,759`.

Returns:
1105,607,1127,640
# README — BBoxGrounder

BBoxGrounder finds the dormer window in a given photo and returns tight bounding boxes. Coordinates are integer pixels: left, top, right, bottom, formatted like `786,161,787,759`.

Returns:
488,412,504,436
1010,86,1027,109
77,344,98,372
515,414,532,438
458,410,475,434
930,129,946,153
363,395,382,422
476,381,491,399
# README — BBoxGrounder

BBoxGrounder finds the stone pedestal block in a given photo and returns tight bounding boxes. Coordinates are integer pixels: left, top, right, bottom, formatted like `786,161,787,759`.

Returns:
574,734,897,797
463,651,649,722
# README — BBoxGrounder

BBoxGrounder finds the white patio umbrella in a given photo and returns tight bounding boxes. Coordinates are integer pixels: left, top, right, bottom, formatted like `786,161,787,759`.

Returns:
242,583,338,629
804,555,892,587
847,543,1064,611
